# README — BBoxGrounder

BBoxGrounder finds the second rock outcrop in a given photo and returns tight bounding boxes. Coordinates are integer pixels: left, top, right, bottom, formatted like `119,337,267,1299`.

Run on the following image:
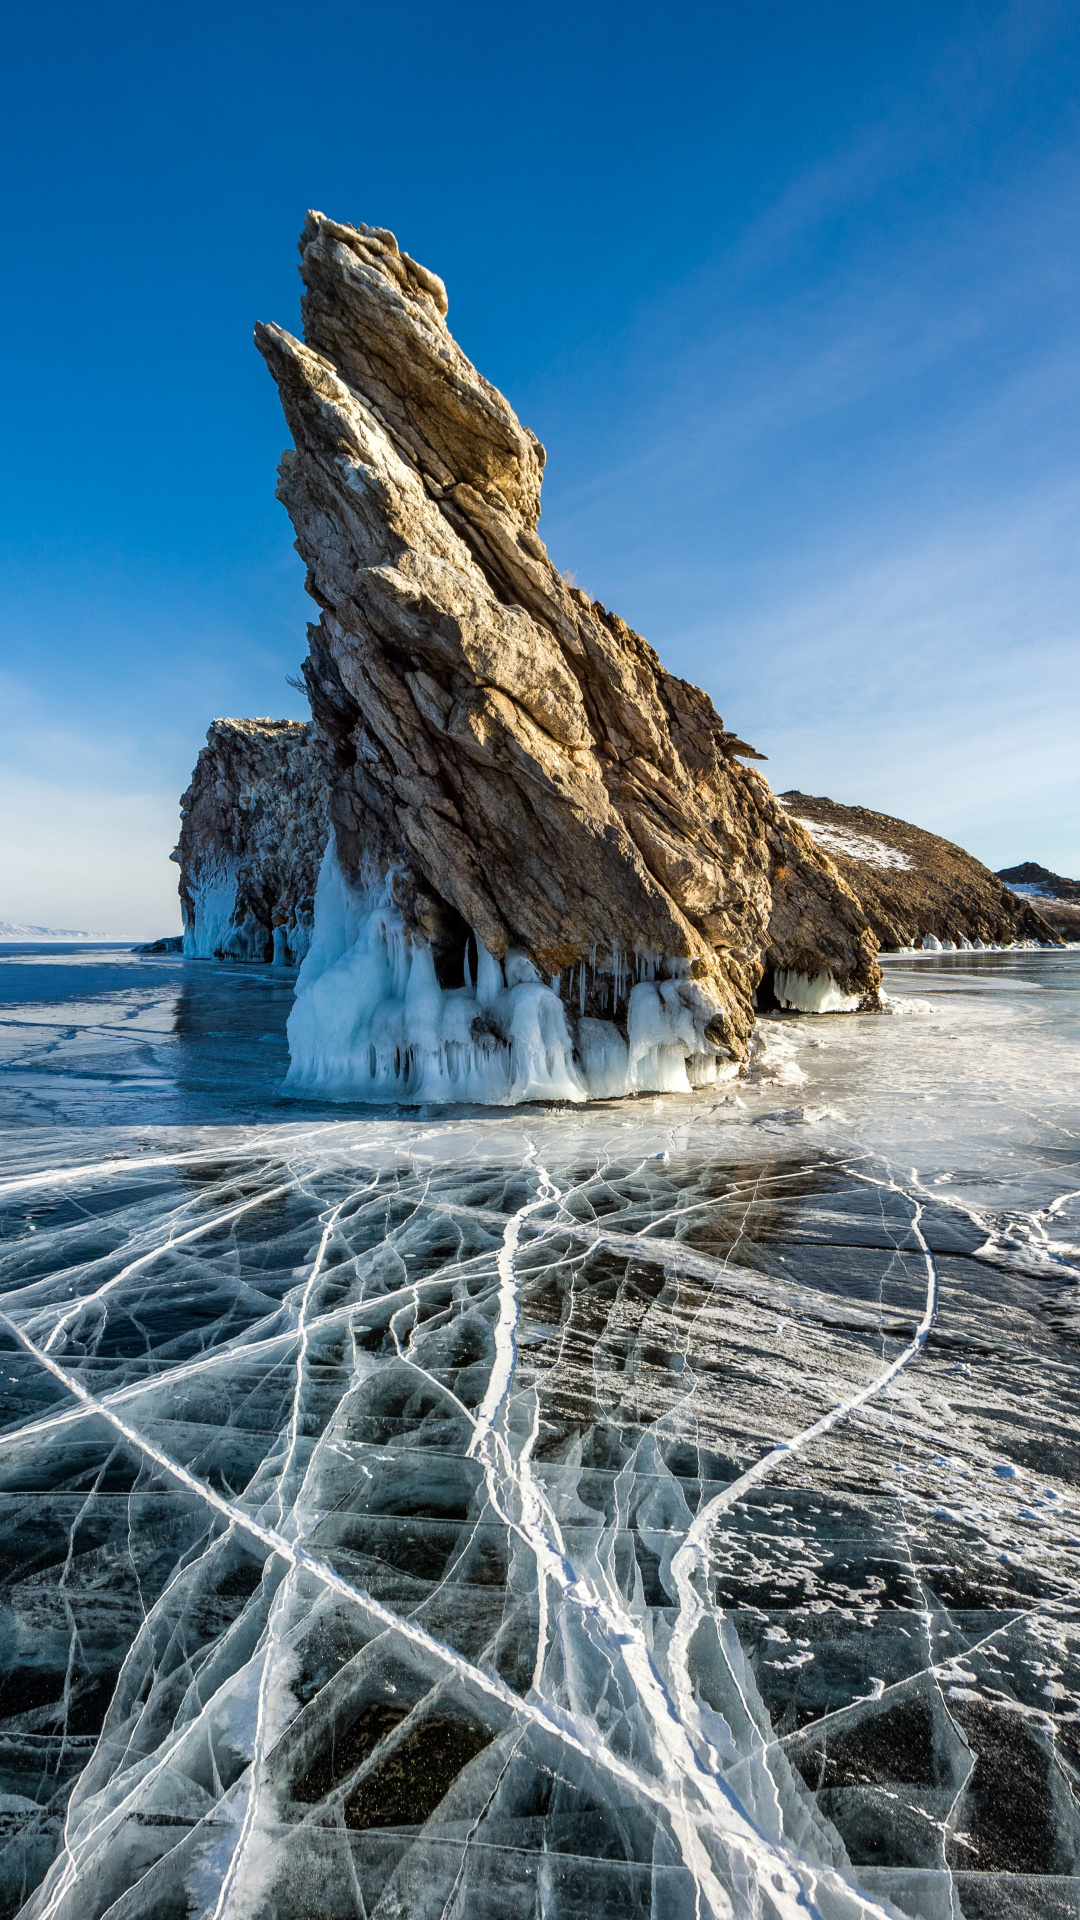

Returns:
174,719,330,965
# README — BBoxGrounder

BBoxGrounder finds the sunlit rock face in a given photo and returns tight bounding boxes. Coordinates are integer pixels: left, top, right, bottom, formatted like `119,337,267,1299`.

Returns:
254,214,881,1102
174,718,331,965
781,792,1062,953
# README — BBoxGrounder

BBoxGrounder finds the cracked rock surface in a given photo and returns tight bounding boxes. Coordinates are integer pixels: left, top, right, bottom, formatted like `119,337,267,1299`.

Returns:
255,212,881,1061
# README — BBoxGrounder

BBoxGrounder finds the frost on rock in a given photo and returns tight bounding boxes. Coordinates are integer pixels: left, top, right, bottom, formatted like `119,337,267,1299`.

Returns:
4,1116,1080,1920
175,719,331,966
286,840,734,1102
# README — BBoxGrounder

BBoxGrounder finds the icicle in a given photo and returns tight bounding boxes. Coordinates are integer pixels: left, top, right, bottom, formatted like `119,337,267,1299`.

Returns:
772,970,862,1014
476,940,504,1007
286,841,747,1106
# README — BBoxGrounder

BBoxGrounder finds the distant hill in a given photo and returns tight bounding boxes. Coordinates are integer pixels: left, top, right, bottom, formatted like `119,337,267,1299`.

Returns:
995,861,1080,901
0,921,104,941
995,864,1080,939
778,794,1059,950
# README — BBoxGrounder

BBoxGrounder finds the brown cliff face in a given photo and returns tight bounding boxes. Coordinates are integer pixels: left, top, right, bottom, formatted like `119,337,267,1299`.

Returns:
255,213,881,1078
780,793,1062,951
173,719,330,964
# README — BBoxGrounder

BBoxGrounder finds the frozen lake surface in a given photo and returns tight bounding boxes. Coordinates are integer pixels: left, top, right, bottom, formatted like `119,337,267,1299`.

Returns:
0,943,1078,1920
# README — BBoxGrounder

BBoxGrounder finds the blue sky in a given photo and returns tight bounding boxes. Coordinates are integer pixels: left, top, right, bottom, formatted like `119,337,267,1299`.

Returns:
2,0,1078,934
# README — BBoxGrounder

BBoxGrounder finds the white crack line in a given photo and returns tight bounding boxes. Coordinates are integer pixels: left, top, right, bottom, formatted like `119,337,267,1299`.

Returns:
463,1162,901,1920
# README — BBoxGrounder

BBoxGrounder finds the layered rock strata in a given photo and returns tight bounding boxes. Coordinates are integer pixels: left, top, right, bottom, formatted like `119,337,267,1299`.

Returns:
255,212,882,1103
781,793,1061,952
173,719,331,964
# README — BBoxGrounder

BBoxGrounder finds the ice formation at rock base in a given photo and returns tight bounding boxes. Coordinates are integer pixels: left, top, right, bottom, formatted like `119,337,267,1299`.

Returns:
182,862,316,970
770,969,864,1015
182,858,286,963
283,841,802,1104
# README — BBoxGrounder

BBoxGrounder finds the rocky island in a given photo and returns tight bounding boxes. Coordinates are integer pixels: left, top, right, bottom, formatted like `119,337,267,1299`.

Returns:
172,217,1070,1104
240,212,881,1103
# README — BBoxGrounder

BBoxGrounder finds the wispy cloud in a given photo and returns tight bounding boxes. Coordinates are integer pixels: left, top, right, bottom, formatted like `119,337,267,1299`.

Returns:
701,479,1080,870
534,36,1080,876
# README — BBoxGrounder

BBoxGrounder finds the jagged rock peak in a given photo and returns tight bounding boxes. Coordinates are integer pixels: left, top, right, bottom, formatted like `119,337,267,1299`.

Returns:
174,718,330,966
253,215,881,1102
295,210,545,529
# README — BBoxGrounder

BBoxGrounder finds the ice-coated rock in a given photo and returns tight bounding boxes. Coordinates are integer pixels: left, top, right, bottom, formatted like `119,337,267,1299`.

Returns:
781,791,1062,952
173,718,330,964
254,213,880,1098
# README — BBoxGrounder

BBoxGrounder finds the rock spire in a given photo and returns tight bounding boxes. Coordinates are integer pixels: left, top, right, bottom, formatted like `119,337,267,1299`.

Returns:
254,213,881,1100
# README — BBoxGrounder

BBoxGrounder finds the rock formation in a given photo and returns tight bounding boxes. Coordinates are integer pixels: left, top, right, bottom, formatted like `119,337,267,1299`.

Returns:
254,212,882,1104
996,862,1080,942
173,719,330,964
781,793,1061,951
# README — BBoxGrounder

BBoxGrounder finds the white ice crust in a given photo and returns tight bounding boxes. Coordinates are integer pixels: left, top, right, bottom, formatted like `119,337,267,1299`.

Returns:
285,840,735,1104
